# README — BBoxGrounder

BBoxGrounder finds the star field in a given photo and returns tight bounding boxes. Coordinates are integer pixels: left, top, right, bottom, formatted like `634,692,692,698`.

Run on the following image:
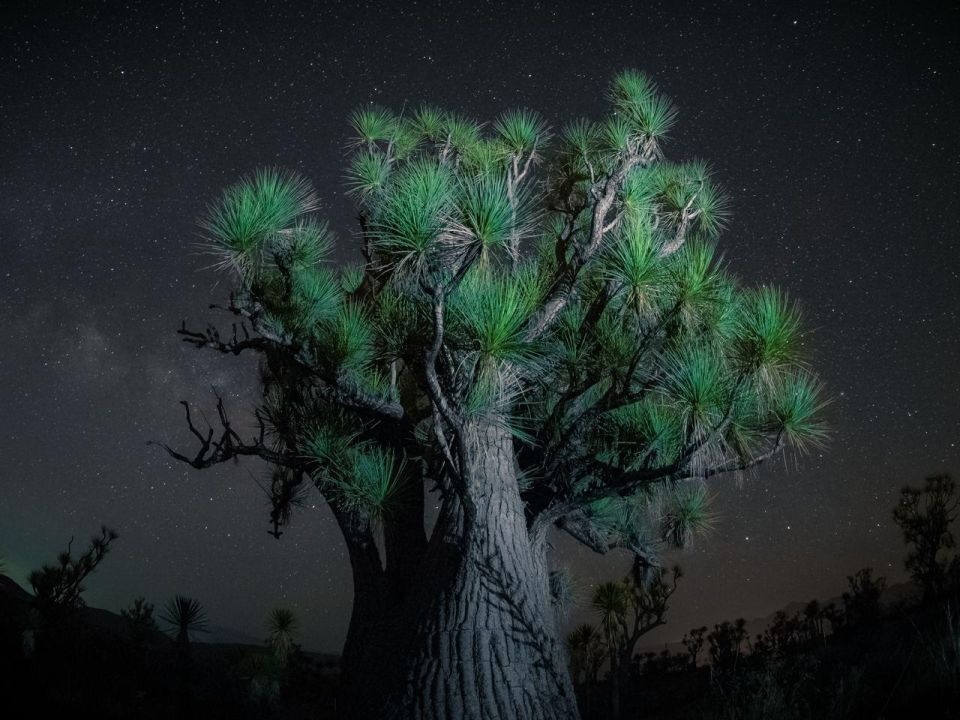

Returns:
1,0,958,651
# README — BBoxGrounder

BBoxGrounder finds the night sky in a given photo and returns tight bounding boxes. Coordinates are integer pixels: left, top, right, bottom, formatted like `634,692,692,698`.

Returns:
2,1,958,653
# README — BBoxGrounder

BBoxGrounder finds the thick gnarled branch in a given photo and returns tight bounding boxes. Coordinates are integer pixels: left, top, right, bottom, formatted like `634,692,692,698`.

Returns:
526,137,657,342
178,319,271,356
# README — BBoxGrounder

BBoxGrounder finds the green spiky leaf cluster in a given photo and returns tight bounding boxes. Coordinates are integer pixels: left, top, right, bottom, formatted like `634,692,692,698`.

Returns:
266,607,299,665
608,69,678,140
371,158,455,273
495,109,549,155
659,482,716,549
305,421,410,520
350,106,399,147
202,168,317,278
161,595,208,643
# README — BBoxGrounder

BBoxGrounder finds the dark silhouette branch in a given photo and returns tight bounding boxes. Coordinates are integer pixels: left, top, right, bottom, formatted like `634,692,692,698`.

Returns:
30,525,118,613
150,391,304,471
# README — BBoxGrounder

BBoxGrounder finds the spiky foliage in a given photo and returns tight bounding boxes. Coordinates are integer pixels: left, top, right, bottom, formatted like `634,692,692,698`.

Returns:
495,109,549,156
160,595,209,646
413,105,446,142
370,157,454,275
589,564,683,713
659,482,716,548
608,69,678,141
180,71,826,611
446,266,545,415
201,168,317,279
266,607,299,665
347,149,392,199
350,105,399,147
768,371,828,451
451,173,516,256
566,623,607,686
305,423,410,521
593,581,630,636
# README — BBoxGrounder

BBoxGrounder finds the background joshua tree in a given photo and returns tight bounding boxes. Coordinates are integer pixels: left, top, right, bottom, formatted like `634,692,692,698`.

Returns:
266,607,299,668
119,596,159,704
28,525,118,624
841,568,887,627
161,595,208,719
708,618,750,692
566,622,607,720
16,527,118,709
592,565,682,719
122,596,158,642
242,607,302,708
160,69,826,719
893,473,960,601
567,623,607,687
682,625,708,669
160,594,209,649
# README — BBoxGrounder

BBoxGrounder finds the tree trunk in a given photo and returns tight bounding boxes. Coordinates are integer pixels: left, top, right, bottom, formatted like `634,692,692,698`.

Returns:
609,653,621,720
335,506,389,718
349,419,580,720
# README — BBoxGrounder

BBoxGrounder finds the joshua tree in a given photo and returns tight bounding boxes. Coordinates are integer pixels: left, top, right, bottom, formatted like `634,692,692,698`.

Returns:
708,618,749,676
120,596,158,692
266,607,299,668
160,595,208,649
240,608,301,708
566,622,607,720
800,599,838,645
29,526,118,622
893,473,959,600
159,69,825,719
121,596,158,646
567,623,607,686
682,625,708,668
161,595,208,719
841,568,886,626
591,566,682,719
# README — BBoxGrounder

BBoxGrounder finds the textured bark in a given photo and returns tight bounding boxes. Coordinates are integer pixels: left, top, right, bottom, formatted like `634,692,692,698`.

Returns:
347,420,580,720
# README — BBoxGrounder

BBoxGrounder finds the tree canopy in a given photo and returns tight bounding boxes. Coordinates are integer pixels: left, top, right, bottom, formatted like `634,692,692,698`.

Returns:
166,69,826,570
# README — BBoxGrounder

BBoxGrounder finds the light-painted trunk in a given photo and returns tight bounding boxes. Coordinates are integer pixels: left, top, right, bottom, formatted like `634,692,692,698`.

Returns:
350,419,579,720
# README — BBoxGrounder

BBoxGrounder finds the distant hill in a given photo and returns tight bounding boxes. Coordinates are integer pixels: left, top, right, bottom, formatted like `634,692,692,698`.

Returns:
0,573,172,647
204,623,262,646
0,574,259,647
0,574,31,603
0,573,339,665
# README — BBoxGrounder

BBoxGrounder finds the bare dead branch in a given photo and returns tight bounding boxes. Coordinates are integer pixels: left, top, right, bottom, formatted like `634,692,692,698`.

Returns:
150,392,304,471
